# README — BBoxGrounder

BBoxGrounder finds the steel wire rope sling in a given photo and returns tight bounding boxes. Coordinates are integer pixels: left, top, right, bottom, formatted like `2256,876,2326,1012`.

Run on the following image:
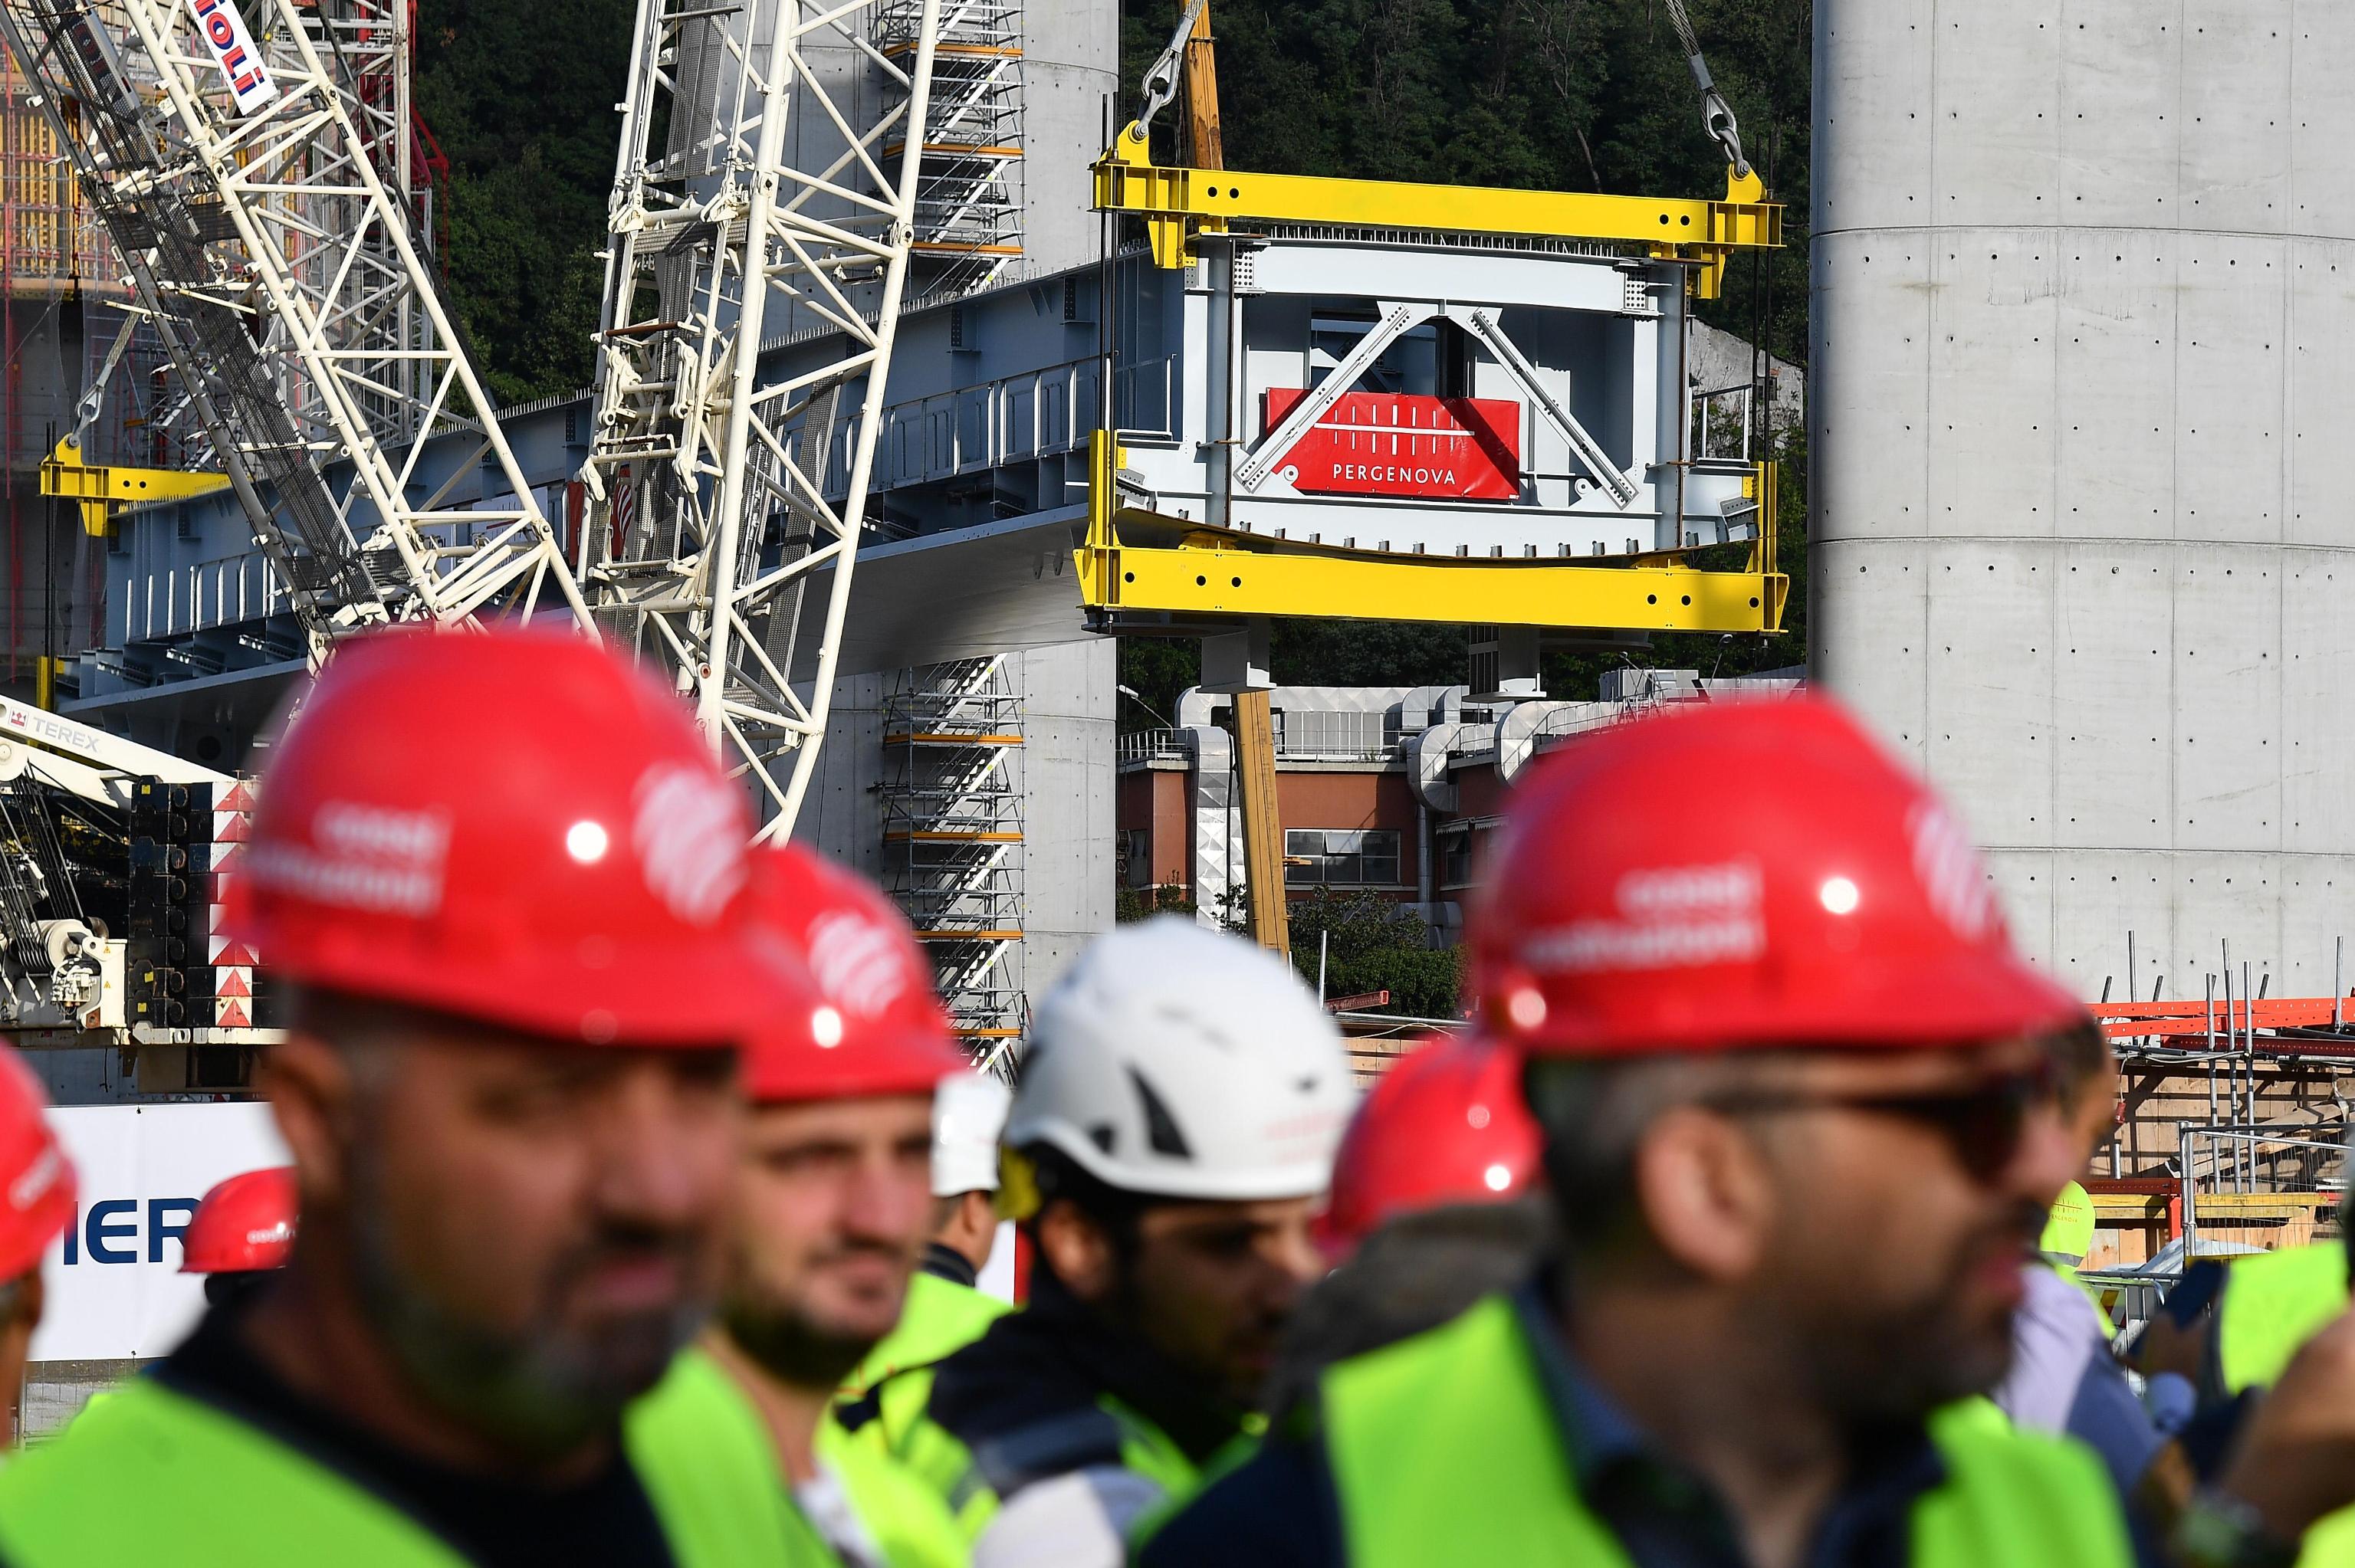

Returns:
1129,0,1204,141
1660,0,1783,563
576,0,948,840
1661,0,1749,178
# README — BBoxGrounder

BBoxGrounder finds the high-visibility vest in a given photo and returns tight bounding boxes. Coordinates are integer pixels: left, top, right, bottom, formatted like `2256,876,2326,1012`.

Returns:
1316,1294,2134,1568
844,1273,1013,1397
2218,1242,2350,1394
2301,1505,2355,1566
0,1366,787,1568
866,1376,1204,1545
630,1347,965,1568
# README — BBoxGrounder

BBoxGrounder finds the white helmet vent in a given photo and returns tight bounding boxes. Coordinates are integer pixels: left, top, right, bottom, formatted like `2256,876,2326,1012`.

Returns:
1130,1068,1194,1160
1149,999,1239,1052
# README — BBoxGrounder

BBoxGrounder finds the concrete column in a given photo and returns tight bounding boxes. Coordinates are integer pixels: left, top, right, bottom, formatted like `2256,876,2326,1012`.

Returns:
1811,0,2355,997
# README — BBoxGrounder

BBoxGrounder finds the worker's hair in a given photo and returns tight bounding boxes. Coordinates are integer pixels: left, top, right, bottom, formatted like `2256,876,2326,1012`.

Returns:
1020,1143,1151,1261
290,984,440,1089
1520,1051,1795,1259
2045,1016,2114,1110
1524,1055,1679,1257
284,982,419,1054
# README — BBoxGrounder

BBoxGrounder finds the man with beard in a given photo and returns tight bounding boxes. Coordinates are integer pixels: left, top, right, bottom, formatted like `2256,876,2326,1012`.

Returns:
843,1068,1015,1390
1142,694,2139,1568
882,918,1355,1567
631,844,966,1567
0,626,806,1567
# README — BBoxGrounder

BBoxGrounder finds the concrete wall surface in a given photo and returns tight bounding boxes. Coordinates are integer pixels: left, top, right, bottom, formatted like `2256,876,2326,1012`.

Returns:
1811,0,2355,999
1020,0,1121,277
799,638,1115,1015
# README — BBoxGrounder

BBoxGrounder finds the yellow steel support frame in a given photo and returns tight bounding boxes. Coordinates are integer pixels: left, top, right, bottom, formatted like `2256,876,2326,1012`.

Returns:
1093,123,1781,298
40,436,228,538
1081,123,1787,634
1078,435,1787,635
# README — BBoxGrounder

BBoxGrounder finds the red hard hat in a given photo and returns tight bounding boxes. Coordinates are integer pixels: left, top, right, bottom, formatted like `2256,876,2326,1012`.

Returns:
1317,1035,1542,1258
180,1166,297,1274
226,624,802,1046
0,1050,72,1283
741,845,964,1102
1470,693,2083,1056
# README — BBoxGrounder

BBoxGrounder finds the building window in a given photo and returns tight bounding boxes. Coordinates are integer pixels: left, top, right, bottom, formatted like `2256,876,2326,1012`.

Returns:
1440,830,1474,889
1286,828,1402,887
1116,828,1149,888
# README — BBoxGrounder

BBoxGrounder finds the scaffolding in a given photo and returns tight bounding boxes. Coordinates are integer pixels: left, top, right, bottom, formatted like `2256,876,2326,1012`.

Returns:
881,657,1026,1055
877,0,1023,298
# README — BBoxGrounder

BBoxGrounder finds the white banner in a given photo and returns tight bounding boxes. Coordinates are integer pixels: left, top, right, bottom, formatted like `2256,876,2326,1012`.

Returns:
31,1103,289,1363
186,0,278,116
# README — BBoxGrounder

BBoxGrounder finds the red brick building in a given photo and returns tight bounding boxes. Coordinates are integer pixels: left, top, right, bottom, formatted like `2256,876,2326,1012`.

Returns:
1115,673,1803,943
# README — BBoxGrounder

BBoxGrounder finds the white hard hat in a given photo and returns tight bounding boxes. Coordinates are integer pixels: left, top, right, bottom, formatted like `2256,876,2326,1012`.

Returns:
1006,917,1355,1202
933,1071,1013,1197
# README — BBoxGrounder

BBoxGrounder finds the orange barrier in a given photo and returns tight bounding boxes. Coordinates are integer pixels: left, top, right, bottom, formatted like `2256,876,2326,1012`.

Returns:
2091,995,2355,1042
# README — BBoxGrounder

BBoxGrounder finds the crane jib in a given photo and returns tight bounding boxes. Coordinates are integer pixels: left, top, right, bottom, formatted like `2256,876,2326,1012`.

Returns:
185,0,276,113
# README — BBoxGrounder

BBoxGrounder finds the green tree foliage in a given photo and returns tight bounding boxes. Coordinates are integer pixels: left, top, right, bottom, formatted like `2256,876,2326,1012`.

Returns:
1288,889,1467,1018
1115,883,1198,921
414,0,636,404
1123,0,1810,362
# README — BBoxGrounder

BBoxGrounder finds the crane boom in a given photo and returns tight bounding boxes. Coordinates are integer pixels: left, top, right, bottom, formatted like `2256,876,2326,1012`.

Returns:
0,0,593,648
581,0,944,838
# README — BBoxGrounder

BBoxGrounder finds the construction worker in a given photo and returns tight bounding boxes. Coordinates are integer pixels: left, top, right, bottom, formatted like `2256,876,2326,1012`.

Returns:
0,625,807,1566
2197,1297,2355,1566
1142,694,2137,1567
878,916,1353,1564
1311,1033,1542,1260
1994,1024,2178,1542
179,1166,297,1308
0,1050,75,1449
1258,1034,1548,1422
843,1070,1015,1394
631,842,967,1566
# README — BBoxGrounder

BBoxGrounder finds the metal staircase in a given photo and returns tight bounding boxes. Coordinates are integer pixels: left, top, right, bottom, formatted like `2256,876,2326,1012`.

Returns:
877,0,1023,298
881,656,1026,1055
581,0,944,837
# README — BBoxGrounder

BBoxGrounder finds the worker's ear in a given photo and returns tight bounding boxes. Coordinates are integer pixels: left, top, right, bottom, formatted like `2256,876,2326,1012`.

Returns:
258,1032,358,1214
1631,1105,1773,1283
958,1189,999,1241
1032,1198,1117,1304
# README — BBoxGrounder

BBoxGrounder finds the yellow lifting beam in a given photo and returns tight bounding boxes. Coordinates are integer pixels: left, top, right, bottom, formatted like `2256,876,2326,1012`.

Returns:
40,435,228,538
1093,123,1781,297
1076,435,1788,635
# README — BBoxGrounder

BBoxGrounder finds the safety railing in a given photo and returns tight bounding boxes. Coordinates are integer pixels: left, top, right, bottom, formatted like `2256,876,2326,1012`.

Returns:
1116,727,1185,765
2175,1126,2347,1256
1273,708,1391,762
